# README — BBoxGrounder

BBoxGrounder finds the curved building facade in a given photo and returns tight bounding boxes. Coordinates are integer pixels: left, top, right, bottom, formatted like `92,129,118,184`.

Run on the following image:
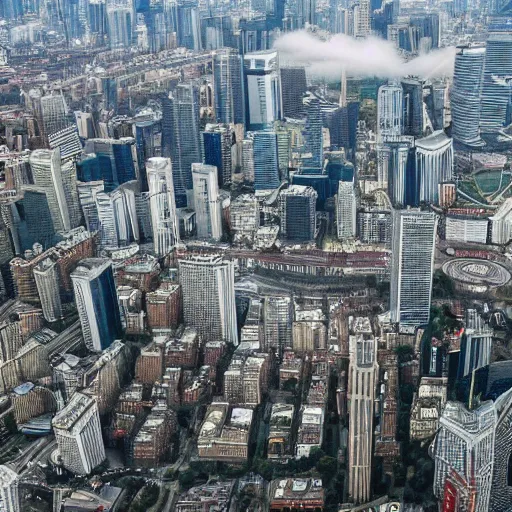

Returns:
451,45,486,146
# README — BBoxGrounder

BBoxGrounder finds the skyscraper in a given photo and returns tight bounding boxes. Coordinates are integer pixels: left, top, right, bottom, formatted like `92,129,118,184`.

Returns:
263,295,293,354
213,49,245,125
146,157,180,256
192,164,223,241
106,0,133,48
71,258,122,352
348,323,378,504
415,130,453,205
0,466,20,512
33,256,63,323
377,81,403,138
202,123,234,188
176,1,202,51
244,50,282,131
84,138,137,192
401,78,424,137
40,94,68,138
480,31,512,133
162,83,201,207
336,180,357,240
252,131,280,190
280,66,307,119
279,185,317,241
29,148,79,232
304,98,324,170
390,210,437,328
52,392,106,475
432,401,496,512
354,0,371,38
179,255,238,344
450,46,485,146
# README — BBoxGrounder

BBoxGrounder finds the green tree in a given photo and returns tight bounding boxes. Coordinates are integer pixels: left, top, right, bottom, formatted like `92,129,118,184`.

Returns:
315,456,337,484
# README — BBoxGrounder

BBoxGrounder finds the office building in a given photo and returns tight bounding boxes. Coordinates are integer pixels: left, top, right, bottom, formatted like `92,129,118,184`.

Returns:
241,138,255,182
296,406,324,458
336,179,357,240
390,210,437,328
377,136,415,206
0,466,20,512
304,99,324,169
146,157,180,256
176,1,202,50
48,125,83,162
401,78,424,137
161,83,201,206
377,82,403,138
459,309,493,379
279,185,317,242
432,401,496,512
52,392,106,475
179,255,238,344
83,138,137,192
348,323,378,504
192,163,223,241
354,0,371,37
445,215,489,244
263,295,292,354
490,197,512,244
358,210,392,245
244,50,282,130
252,131,280,190
213,49,245,125
480,31,512,133
146,283,182,330
280,66,307,119
230,194,260,244
40,94,68,137
451,45,486,146
71,258,122,352
135,343,164,384
202,123,234,188
415,130,453,205
33,256,63,322
29,148,80,232
106,0,133,48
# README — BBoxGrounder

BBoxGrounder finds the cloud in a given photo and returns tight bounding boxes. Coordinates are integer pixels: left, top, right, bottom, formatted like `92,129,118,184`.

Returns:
274,31,456,80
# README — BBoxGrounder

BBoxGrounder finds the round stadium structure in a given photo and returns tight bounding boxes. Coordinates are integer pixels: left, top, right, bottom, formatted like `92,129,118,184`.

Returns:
442,258,511,294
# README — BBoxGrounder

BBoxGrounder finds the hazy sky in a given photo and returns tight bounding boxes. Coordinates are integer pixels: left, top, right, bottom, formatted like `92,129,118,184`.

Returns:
274,31,456,80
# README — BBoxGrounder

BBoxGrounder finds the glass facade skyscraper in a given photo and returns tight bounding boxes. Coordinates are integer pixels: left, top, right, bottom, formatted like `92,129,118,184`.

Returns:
213,50,245,126
252,131,280,190
71,258,122,352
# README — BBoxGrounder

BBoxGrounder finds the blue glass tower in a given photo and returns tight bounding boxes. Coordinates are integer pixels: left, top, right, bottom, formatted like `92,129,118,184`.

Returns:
71,258,122,352
253,131,280,190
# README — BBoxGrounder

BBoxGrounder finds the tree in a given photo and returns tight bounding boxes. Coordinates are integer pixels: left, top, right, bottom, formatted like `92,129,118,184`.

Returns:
178,469,196,489
316,456,337,484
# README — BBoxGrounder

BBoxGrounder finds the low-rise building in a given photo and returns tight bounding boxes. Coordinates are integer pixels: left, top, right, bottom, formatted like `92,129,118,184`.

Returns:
269,478,324,512
268,403,295,460
296,406,324,458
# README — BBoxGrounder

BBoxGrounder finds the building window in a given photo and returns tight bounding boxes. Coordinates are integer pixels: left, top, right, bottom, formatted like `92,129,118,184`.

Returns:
508,452,512,486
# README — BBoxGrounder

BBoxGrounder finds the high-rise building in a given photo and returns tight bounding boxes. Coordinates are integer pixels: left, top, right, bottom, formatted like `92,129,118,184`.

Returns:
230,194,260,244
213,49,245,125
0,465,20,512
280,66,307,119
401,78,424,137
336,179,357,240
432,401,496,512
415,130,453,205
71,258,122,352
263,295,292,354
390,210,437,328
40,94,68,138
480,31,512,133
354,0,371,37
106,0,133,48
83,138,137,192
33,256,63,323
161,83,201,207
303,99,324,169
458,309,493,379
29,148,80,232
192,164,223,241
176,1,202,51
244,50,282,131
377,136,415,206
252,131,280,190
377,81,403,138
146,157,179,256
279,185,317,241
52,392,106,475
202,123,234,187
179,254,238,344
348,323,378,504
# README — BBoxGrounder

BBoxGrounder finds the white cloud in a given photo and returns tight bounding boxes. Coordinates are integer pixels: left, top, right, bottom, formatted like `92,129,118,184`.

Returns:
274,31,456,80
